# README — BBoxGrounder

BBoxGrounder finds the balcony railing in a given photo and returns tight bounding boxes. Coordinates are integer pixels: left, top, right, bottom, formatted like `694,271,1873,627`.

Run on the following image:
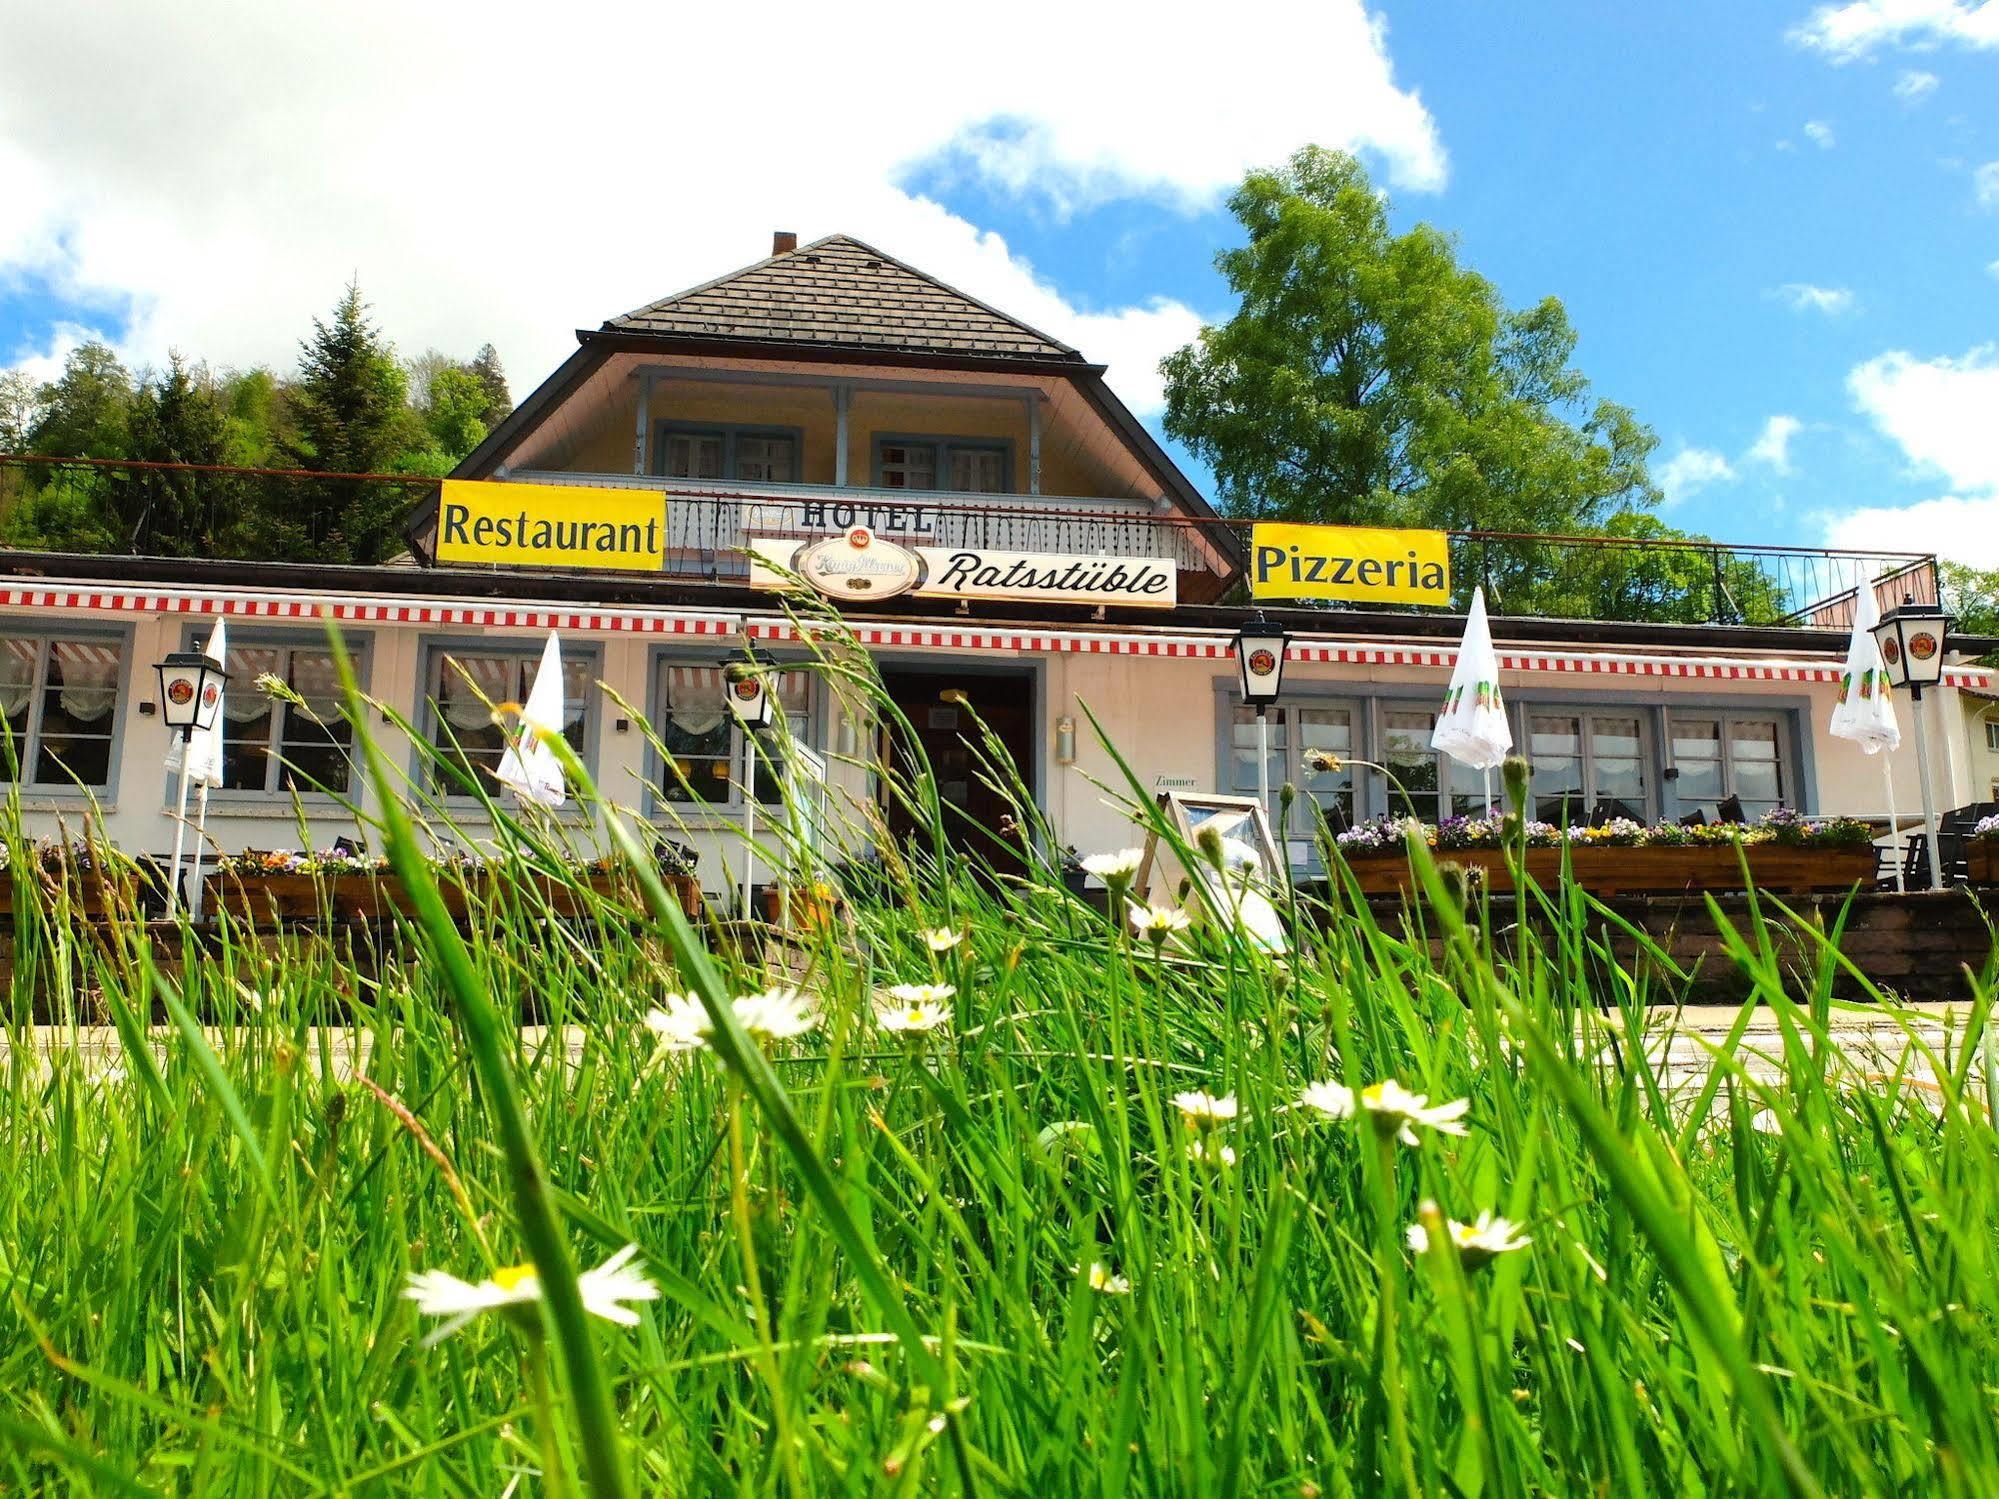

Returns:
0,454,1941,629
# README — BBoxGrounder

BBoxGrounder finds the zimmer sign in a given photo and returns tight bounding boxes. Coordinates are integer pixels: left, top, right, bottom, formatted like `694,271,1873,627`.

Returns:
435,480,666,572
1249,522,1451,606
751,528,1177,608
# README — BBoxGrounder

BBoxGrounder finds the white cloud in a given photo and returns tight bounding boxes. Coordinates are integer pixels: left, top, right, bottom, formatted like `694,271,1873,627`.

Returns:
1893,68,1941,100
1746,414,1803,473
1804,119,1837,148
1824,343,1999,565
1988,258,1999,277
1657,447,1737,506
1976,161,1999,207
1824,494,1999,565
0,0,1444,419
1790,0,1999,61
1774,282,1858,314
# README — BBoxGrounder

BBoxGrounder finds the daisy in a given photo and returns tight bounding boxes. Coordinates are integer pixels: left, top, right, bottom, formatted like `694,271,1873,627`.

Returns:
1359,1079,1470,1147
1297,1080,1356,1120
1302,748,1344,774
1080,849,1143,885
922,926,967,953
876,983,955,1035
1086,1262,1131,1296
642,993,710,1057
1129,903,1192,947
404,1244,659,1346
1171,1090,1239,1129
1187,1137,1238,1169
731,987,820,1044
1406,1210,1531,1271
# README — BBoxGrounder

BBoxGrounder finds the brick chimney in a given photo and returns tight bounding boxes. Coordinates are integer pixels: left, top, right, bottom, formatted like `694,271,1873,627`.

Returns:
771,230,798,255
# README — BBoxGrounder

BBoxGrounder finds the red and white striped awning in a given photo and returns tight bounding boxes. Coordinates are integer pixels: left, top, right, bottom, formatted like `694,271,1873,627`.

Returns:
0,580,1990,689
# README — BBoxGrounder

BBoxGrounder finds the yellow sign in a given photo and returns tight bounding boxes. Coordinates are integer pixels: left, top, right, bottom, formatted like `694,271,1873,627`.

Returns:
1248,522,1451,606
435,480,666,572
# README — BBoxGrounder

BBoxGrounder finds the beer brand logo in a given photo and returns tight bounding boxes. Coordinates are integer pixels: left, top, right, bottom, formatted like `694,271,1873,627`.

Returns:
1909,632,1938,661
731,678,760,702
166,678,195,706
1881,636,1902,667
1247,648,1278,677
201,682,220,709
794,526,924,600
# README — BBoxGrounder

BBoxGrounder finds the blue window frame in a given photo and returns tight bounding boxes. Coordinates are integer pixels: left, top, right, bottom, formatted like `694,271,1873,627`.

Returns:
0,628,128,792
418,639,601,797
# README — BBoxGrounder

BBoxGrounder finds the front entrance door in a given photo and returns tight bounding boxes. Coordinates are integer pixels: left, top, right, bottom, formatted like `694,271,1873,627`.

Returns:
878,668,1037,878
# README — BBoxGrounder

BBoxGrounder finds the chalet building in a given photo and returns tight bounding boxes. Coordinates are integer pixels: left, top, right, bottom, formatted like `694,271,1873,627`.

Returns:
0,231,1992,897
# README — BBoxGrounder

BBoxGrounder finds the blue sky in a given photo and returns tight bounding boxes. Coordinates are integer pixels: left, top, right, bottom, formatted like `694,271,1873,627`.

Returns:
3,0,1996,562
898,2,1999,556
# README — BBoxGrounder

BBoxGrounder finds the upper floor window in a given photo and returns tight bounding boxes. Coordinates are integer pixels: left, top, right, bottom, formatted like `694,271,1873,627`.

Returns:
873,437,1010,493
197,635,357,795
422,642,597,796
0,633,123,790
656,424,798,484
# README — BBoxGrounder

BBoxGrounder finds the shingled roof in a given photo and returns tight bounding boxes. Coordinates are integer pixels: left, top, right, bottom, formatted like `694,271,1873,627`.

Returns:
602,234,1085,363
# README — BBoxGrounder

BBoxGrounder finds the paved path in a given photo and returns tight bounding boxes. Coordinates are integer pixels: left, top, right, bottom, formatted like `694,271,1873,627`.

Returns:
4,1004,1984,1104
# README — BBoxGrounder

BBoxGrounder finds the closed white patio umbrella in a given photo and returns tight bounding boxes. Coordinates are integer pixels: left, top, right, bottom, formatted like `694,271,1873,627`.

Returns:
1430,587,1513,814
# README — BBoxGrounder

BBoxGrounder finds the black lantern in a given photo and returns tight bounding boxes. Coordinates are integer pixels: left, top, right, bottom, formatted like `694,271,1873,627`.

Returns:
154,650,230,736
723,658,779,733
1871,596,1954,699
1235,614,1290,709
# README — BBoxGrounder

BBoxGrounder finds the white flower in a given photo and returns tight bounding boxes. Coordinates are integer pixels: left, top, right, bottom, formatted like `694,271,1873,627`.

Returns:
1080,848,1143,882
921,926,966,952
642,994,710,1056
1086,1262,1131,1296
643,988,819,1057
1297,1080,1356,1120
1360,1079,1470,1147
1171,1090,1239,1129
404,1244,659,1346
731,987,819,1044
876,983,955,1035
1129,903,1192,943
1406,1210,1531,1271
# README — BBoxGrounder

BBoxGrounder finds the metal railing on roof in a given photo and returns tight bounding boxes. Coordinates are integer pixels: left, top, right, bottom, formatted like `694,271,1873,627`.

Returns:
0,454,1940,628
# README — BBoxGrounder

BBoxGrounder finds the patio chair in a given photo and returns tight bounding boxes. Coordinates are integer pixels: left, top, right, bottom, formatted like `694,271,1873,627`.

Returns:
1717,795,1746,825
1678,809,1708,828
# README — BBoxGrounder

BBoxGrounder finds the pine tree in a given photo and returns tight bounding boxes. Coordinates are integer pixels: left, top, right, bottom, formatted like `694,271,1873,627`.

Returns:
121,353,232,555
286,281,414,562
468,343,512,430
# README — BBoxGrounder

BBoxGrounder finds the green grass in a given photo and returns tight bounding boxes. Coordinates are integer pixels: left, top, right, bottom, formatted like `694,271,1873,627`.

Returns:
2,629,1997,1495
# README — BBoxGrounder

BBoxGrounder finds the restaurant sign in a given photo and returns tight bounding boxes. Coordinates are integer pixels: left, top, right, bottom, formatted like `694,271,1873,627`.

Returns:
435,480,666,572
1249,522,1451,607
751,528,1177,609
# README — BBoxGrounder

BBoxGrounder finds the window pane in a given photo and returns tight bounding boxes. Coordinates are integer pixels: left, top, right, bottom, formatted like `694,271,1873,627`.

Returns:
35,640,120,788
220,646,281,792
1383,710,1440,820
1728,720,1783,808
0,639,37,748
1230,705,1285,815
1589,715,1647,819
663,433,724,480
660,716,732,804
1297,707,1354,828
35,734,111,788
1671,719,1721,763
736,435,795,484
1529,713,1585,825
878,443,937,490
945,447,1005,493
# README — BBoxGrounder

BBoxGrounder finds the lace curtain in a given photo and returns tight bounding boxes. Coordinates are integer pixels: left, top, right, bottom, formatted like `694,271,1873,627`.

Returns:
50,640,121,722
663,663,805,735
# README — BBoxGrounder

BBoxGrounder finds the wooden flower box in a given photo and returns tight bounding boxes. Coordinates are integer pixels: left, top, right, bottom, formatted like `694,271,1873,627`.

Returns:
205,868,704,927
1969,842,1999,886
1335,843,1879,899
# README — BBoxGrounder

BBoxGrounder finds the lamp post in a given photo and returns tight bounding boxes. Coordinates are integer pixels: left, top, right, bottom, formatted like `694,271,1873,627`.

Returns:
1234,614,1290,825
155,649,230,916
724,658,779,922
1870,597,1955,890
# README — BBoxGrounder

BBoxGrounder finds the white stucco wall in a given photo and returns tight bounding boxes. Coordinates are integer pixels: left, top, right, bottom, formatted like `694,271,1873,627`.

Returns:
2,601,1990,893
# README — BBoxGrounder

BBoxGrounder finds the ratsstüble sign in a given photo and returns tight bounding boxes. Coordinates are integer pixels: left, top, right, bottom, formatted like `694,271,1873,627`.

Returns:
436,480,666,572
750,530,1177,609
1249,523,1451,606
